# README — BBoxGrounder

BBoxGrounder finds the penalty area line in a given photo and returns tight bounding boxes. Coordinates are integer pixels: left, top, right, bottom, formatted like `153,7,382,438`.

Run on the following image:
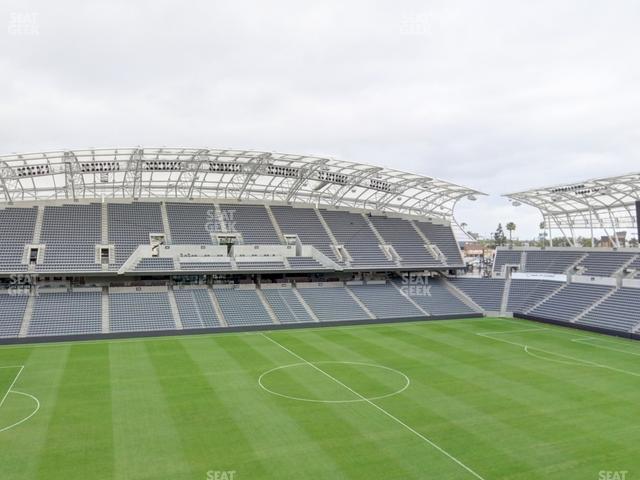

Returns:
570,337,640,357
479,333,640,378
259,333,486,480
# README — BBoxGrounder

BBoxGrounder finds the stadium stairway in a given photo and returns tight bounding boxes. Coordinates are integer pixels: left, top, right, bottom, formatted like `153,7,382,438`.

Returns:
443,278,495,314
313,208,348,265
292,285,320,322
101,286,109,334
345,283,376,319
499,277,512,313
160,202,173,244
32,205,44,244
573,286,619,323
265,205,286,243
390,281,430,316
18,294,36,338
256,287,282,324
167,287,184,329
207,285,228,327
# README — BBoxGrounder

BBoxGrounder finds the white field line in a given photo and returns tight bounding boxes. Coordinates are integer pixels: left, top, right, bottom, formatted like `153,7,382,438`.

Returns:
0,365,41,434
523,346,591,367
0,366,24,410
477,327,548,336
478,320,640,358
0,391,40,433
258,361,410,404
260,333,486,480
478,333,640,378
570,337,640,357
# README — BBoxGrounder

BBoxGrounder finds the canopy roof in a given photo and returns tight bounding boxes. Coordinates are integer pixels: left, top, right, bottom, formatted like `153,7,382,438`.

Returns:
0,147,483,220
505,172,640,230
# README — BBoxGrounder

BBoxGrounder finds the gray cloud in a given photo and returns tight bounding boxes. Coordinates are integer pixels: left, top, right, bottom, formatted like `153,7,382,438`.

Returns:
1,0,639,239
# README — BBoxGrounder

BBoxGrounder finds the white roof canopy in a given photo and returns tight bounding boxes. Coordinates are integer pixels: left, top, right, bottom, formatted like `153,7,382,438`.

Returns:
0,147,483,220
505,172,640,240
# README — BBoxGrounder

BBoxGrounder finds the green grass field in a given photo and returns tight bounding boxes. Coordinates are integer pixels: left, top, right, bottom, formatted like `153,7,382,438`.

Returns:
1,317,639,480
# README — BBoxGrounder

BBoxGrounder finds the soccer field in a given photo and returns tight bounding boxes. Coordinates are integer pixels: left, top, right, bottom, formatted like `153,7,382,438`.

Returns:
1,317,639,480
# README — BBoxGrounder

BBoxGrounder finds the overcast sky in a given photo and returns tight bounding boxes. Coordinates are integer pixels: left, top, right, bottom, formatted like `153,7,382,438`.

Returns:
1,1,639,239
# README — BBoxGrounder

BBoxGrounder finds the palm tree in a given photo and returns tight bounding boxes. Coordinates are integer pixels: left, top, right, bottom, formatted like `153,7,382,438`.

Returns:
506,222,516,245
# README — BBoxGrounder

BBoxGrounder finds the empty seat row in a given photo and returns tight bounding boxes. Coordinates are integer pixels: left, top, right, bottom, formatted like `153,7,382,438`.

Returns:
577,288,640,332
449,278,505,311
507,279,564,313
576,252,636,277
0,202,465,271
414,221,463,265
110,291,175,332
319,209,395,268
0,294,29,338
524,250,585,274
395,278,477,316
369,215,442,267
297,286,370,322
261,288,315,324
173,288,221,328
493,250,522,273
529,283,613,323
349,283,424,319
29,291,101,336
133,257,176,271
213,288,274,326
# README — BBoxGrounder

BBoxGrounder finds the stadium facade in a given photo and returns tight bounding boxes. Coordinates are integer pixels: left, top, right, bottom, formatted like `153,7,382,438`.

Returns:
0,148,639,344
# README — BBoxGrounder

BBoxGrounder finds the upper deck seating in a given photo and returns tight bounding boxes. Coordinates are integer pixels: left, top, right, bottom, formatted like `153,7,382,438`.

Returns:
166,203,215,244
218,204,280,244
576,252,636,277
368,215,442,268
40,204,101,271
0,207,38,271
493,250,522,274
270,205,339,261
524,250,584,274
414,221,463,265
108,203,164,266
319,209,395,268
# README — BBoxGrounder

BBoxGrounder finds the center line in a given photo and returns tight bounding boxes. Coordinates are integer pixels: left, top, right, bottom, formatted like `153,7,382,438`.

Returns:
260,333,486,480
0,366,24,410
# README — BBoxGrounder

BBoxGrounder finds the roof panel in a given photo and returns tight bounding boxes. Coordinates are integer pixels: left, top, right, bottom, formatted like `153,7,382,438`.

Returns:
504,171,640,229
0,147,484,219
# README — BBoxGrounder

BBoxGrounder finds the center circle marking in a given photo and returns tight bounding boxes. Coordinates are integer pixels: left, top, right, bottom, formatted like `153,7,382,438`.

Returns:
258,361,410,403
